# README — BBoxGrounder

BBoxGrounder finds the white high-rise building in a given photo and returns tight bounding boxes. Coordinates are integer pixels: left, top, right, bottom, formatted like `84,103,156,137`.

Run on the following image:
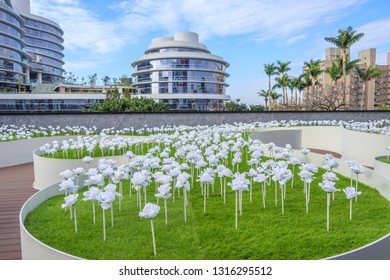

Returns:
132,32,230,110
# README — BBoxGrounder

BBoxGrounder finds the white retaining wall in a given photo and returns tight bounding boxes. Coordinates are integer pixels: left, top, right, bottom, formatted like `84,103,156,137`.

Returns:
33,150,128,190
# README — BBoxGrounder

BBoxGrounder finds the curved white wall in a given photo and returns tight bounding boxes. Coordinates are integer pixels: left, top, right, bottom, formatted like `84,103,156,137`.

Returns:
300,126,344,154
33,150,128,190
0,136,77,168
20,181,81,260
256,126,390,168
374,157,390,180
342,129,390,167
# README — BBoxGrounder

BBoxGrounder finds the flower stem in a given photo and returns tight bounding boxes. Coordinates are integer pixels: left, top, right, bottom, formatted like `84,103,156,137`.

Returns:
103,209,106,241
151,219,156,256
164,199,168,225
235,191,238,229
327,193,330,232
74,205,77,233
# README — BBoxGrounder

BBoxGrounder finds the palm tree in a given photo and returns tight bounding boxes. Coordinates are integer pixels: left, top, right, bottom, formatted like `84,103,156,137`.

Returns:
288,76,301,106
276,61,291,104
274,74,290,105
303,59,322,108
354,65,383,110
269,89,282,110
299,73,312,108
324,26,364,103
325,61,343,84
325,55,359,85
303,59,323,86
257,89,269,109
264,63,278,110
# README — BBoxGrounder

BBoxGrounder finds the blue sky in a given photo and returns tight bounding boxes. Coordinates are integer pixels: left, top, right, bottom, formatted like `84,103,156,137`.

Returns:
30,0,390,105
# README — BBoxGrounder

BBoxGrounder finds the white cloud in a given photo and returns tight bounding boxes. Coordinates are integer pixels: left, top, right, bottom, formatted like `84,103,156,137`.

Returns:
30,0,127,54
30,0,371,54
113,0,370,42
354,18,390,50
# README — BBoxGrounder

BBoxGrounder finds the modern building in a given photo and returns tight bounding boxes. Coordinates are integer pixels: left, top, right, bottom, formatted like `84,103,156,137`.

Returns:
131,32,230,110
0,0,31,91
318,47,390,110
0,0,65,92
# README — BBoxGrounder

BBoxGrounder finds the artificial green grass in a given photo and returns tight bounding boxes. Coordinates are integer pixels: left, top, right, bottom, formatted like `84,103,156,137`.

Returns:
376,156,390,164
24,163,390,260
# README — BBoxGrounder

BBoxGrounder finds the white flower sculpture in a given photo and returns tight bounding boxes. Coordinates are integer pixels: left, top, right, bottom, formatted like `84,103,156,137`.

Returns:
83,186,101,224
59,178,78,196
347,160,365,202
271,166,292,214
139,203,160,256
131,171,149,211
82,156,94,166
320,180,340,231
104,183,122,226
198,171,215,213
229,173,249,229
253,173,269,208
176,173,191,223
59,169,74,180
247,168,258,202
61,194,79,233
323,154,339,172
155,184,172,225
288,157,301,188
301,147,310,162
343,187,362,220
97,191,116,241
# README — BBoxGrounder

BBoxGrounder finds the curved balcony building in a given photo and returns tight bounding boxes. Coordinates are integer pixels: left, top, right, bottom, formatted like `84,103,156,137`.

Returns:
0,0,31,91
132,32,230,110
10,0,65,84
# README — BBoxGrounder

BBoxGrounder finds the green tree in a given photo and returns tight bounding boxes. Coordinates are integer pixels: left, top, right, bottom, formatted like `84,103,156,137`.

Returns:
303,59,323,86
101,76,111,86
249,104,265,111
288,76,301,106
269,90,282,110
303,59,323,108
225,99,249,111
354,65,383,110
325,26,364,102
325,55,359,84
87,96,168,112
119,75,133,86
274,74,289,105
257,89,269,109
299,73,312,107
276,60,291,104
88,73,98,87
264,63,278,110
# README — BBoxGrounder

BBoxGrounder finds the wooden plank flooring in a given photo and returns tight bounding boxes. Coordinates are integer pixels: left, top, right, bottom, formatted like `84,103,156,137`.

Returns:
0,163,36,260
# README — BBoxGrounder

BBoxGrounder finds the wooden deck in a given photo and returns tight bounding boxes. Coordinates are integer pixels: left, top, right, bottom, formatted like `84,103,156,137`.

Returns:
0,163,36,260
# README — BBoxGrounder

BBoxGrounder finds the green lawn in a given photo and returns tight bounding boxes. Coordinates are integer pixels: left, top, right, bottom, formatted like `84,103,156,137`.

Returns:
376,156,390,164
24,164,390,260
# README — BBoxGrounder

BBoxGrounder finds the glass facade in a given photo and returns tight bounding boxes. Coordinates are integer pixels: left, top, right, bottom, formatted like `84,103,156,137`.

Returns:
0,9,21,27
0,21,22,37
0,3,29,90
21,14,65,84
132,32,229,110
161,98,224,111
0,98,103,111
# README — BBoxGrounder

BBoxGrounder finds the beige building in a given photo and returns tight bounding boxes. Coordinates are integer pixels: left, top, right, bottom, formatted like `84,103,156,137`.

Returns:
318,47,390,110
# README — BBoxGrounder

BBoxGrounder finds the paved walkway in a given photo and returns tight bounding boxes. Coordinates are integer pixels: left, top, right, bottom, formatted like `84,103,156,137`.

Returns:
0,163,36,260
